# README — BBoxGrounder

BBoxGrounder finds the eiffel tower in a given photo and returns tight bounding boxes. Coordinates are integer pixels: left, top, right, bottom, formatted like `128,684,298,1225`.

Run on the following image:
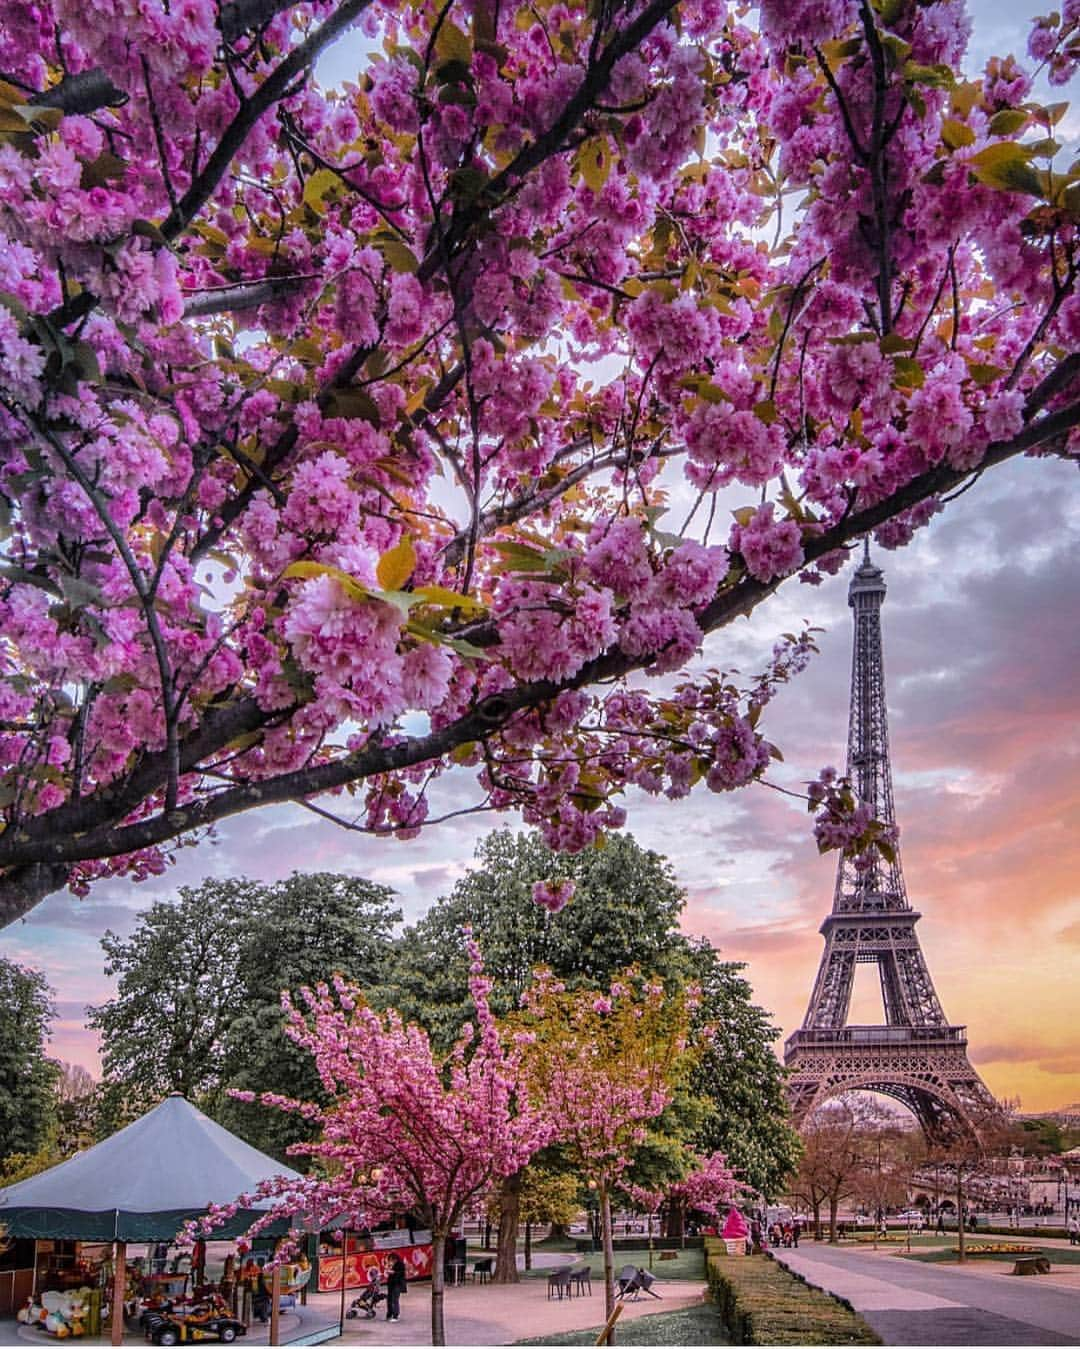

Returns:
784,544,999,1144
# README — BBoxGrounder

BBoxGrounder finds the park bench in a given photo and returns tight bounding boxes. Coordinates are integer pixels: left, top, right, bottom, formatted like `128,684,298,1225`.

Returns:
1011,1256,1051,1276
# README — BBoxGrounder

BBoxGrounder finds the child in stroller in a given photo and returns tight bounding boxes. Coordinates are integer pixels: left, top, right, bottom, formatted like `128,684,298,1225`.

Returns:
346,1273,386,1319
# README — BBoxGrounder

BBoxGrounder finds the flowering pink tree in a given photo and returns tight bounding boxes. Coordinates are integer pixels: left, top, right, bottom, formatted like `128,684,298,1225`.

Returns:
516,971,694,1321
626,1149,741,1244
0,0,1077,924
204,941,551,1345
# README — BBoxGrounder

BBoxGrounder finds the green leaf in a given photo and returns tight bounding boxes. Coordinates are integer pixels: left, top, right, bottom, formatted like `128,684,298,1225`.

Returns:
324,388,382,425
988,107,1030,137
966,361,1007,387
434,19,472,68
968,142,1044,196
891,356,925,389
940,118,975,150
903,61,955,89
575,140,611,194
377,237,419,274
489,539,550,572
302,167,339,215
818,37,861,69
282,561,370,602
413,584,487,617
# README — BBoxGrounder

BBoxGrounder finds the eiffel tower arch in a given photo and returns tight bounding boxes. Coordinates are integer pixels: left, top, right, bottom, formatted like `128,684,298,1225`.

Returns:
784,545,999,1147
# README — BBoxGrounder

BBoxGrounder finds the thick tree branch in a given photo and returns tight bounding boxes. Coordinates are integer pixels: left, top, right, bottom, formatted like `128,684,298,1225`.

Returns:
161,0,377,242
3,400,1076,884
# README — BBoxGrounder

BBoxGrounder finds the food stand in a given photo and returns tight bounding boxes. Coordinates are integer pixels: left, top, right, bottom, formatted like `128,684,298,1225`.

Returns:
313,1227,434,1292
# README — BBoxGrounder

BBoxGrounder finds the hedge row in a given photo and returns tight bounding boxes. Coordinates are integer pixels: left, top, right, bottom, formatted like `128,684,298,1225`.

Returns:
973,1224,1067,1241
704,1240,881,1346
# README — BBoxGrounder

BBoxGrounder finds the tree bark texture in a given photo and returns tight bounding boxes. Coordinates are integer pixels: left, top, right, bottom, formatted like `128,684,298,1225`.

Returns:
494,1171,522,1284
601,1186,617,1341
430,1231,446,1346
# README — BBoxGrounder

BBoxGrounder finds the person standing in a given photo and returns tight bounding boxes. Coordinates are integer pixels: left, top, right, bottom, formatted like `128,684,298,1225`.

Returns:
386,1256,407,1323
1068,1214,1079,1246
793,1219,801,1248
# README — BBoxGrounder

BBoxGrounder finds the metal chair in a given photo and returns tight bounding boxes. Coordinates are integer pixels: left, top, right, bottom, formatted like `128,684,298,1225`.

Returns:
470,1257,493,1284
546,1268,574,1300
570,1265,592,1296
615,1265,639,1300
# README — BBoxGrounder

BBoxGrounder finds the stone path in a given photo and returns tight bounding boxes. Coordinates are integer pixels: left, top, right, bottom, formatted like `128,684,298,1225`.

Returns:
773,1242,1080,1345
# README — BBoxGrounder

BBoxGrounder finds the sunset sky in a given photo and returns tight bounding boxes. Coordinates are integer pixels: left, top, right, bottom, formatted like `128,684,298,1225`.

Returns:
1,2,1077,1117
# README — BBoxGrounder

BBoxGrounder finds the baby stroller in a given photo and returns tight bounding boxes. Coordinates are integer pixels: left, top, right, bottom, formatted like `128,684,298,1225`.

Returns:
346,1275,386,1319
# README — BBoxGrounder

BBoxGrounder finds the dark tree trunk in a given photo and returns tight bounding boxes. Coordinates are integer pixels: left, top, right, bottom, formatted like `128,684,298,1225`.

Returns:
664,1193,685,1242
828,1197,838,1244
524,1220,532,1271
601,1186,617,1339
547,1222,571,1241
430,1231,447,1347
494,1170,522,1284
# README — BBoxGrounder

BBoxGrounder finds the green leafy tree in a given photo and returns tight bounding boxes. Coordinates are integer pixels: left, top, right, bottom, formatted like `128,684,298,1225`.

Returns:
390,829,800,1266
89,878,255,1104
0,958,58,1167
683,942,802,1202
90,872,400,1161
216,872,401,1159
387,829,691,1048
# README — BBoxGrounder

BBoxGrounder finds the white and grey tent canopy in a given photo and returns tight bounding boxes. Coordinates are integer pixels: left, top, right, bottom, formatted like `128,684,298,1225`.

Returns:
0,1093,303,1241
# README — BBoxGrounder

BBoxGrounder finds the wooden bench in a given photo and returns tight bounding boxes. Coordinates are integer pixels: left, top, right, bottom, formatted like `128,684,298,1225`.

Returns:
1011,1256,1051,1276
658,1251,678,1261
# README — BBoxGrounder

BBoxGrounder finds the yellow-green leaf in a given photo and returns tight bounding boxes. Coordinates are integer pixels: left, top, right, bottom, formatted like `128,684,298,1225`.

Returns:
968,142,1044,196
283,560,370,602
413,584,487,617
941,117,975,150
376,537,416,591
988,107,1029,137
303,167,339,215
435,20,472,67
576,139,610,194
378,237,419,273
891,356,925,388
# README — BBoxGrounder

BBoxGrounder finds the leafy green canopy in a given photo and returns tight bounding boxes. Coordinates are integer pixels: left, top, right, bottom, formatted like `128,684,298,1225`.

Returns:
0,957,58,1167
89,872,400,1162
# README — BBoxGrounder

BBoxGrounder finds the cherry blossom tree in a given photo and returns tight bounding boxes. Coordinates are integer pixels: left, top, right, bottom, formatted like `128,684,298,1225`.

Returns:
515,969,695,1321
626,1149,741,1252
205,939,552,1345
0,0,1077,925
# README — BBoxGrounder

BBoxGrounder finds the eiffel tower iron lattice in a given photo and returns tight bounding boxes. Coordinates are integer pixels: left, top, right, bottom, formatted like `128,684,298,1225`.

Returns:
784,544,999,1145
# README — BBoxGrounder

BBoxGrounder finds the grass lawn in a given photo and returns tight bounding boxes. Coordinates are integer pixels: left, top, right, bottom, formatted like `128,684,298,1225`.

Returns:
520,1248,706,1282
899,1245,1080,1265
513,1302,728,1345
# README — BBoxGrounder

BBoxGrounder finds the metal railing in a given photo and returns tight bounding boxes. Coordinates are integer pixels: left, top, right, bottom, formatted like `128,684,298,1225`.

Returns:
785,1024,967,1054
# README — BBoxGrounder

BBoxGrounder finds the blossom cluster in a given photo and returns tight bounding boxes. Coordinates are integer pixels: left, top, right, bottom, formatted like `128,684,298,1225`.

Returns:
0,0,1074,917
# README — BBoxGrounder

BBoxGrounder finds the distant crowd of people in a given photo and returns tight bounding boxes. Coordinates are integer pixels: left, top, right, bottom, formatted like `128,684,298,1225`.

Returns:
748,1217,801,1252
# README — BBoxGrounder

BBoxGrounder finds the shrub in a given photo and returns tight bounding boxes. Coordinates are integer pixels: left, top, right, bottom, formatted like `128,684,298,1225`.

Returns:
704,1240,880,1345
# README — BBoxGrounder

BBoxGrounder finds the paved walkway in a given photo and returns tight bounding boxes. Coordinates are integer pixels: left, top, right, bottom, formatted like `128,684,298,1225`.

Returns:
0,1269,702,1348
306,1273,706,1345
774,1242,1080,1345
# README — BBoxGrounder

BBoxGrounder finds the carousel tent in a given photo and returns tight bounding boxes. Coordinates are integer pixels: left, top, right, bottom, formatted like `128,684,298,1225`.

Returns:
0,1093,302,1241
